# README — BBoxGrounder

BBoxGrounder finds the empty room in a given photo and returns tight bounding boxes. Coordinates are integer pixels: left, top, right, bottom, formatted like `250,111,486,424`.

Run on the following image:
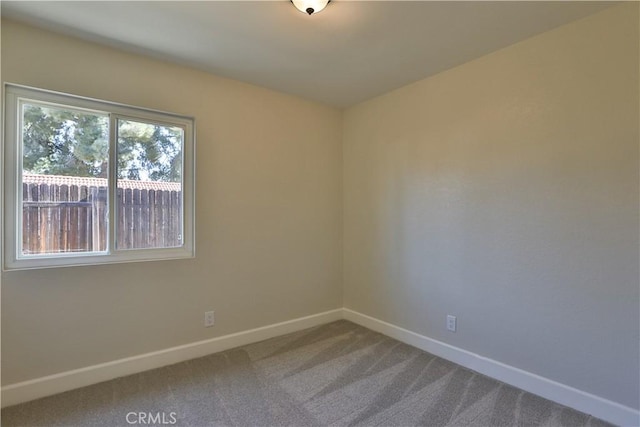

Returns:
1,1,638,426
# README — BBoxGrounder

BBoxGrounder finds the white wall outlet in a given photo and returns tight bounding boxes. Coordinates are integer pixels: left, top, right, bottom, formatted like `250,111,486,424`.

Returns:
446,315,457,332
204,311,215,327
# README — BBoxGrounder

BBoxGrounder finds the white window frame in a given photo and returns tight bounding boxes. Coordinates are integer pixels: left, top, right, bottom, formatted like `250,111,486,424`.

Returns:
2,83,195,270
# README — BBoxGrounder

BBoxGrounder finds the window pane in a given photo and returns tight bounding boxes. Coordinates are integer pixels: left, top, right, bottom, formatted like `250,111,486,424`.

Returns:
21,102,109,255
116,119,183,249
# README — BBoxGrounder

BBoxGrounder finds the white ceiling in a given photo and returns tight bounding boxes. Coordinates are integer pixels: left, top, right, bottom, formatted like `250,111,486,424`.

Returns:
1,1,614,107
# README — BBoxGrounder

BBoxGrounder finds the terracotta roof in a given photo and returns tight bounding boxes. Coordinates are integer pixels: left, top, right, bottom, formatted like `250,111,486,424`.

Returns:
22,173,181,192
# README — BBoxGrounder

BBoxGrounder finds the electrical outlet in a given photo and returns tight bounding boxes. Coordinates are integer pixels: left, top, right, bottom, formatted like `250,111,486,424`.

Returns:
446,315,457,332
204,311,215,327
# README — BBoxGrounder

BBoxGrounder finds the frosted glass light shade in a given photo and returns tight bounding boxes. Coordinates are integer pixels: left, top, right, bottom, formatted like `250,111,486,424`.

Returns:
292,0,330,15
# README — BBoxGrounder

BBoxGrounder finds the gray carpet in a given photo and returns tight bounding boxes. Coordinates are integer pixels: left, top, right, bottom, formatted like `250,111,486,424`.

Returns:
2,320,613,427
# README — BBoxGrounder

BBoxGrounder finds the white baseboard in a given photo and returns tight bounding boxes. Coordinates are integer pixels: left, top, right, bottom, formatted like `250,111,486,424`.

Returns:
1,308,343,409
3,307,638,426
343,308,640,427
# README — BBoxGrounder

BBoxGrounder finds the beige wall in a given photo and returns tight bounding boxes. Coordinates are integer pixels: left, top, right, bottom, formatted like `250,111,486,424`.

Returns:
343,3,639,409
1,20,343,385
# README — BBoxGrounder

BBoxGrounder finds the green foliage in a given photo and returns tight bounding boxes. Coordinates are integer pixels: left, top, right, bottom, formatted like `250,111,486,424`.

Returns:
22,103,183,182
22,104,109,177
117,120,182,182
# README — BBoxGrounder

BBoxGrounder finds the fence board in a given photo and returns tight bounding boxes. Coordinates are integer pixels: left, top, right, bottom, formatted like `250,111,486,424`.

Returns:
22,180,182,254
60,184,69,252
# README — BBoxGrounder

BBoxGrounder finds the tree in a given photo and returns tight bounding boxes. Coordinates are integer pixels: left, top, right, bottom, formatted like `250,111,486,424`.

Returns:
117,120,182,182
22,103,109,177
22,103,182,182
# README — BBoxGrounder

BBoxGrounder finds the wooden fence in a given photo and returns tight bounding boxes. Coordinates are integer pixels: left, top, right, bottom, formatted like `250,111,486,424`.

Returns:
22,181,182,254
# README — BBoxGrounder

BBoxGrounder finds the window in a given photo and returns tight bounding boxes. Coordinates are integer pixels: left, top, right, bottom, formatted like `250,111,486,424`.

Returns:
3,84,195,270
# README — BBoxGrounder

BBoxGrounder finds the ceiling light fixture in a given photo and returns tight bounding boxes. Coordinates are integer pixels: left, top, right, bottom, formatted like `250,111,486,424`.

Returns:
291,0,330,16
